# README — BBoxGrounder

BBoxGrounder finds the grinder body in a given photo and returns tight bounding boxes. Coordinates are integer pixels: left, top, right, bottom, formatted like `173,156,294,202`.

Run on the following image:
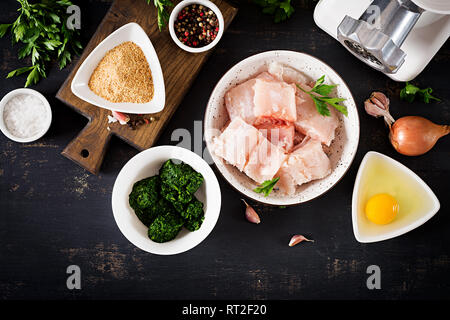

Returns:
337,0,423,73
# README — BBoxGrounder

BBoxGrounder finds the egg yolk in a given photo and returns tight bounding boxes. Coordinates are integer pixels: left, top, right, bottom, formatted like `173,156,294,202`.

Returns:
365,193,399,225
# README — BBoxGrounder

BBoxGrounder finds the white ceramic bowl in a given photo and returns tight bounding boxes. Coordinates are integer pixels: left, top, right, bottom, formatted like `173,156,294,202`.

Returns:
169,0,224,53
112,145,221,255
204,50,360,206
71,23,165,114
0,88,52,143
352,151,440,243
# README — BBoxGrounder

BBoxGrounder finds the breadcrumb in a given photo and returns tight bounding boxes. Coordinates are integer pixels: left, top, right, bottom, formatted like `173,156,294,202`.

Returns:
88,41,154,103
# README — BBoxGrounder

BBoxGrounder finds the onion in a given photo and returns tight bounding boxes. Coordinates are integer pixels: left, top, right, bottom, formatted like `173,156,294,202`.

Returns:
365,92,449,156
390,116,449,156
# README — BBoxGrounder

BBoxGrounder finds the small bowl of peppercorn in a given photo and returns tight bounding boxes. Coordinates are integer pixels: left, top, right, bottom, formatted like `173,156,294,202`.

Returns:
169,0,224,53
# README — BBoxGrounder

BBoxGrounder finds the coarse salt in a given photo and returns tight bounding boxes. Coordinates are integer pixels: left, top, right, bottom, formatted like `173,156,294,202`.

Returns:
3,94,49,139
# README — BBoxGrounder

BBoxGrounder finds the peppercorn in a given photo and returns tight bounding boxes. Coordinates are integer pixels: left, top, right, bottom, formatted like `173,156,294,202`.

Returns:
174,4,219,48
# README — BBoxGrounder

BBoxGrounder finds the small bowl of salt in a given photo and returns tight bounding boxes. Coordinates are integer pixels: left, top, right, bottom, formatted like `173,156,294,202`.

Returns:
0,88,52,143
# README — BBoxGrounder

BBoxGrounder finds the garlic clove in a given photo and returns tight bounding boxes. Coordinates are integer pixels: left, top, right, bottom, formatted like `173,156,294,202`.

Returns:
288,235,314,247
241,199,260,224
364,99,383,118
364,92,395,126
371,91,390,110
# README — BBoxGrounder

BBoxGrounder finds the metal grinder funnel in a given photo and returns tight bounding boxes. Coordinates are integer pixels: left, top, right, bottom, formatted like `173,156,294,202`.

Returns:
337,0,424,73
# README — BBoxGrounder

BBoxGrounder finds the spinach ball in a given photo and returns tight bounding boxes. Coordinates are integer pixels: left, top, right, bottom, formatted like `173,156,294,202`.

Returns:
129,176,160,226
159,159,204,213
180,197,204,231
148,211,184,243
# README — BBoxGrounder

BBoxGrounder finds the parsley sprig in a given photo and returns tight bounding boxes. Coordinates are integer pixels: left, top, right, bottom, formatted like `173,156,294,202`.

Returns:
296,75,348,117
253,177,280,197
146,0,173,31
0,0,82,87
400,82,441,103
254,0,295,23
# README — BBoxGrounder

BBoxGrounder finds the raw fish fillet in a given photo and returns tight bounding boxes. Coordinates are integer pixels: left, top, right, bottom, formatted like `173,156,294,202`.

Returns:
253,79,297,123
276,139,331,195
224,72,278,125
212,117,263,171
255,118,295,151
268,62,310,84
244,137,286,184
256,71,277,82
224,79,257,125
276,165,297,196
294,85,339,146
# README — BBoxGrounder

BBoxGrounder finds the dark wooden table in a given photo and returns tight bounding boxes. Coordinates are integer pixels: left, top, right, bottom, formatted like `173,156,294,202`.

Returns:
1,0,449,300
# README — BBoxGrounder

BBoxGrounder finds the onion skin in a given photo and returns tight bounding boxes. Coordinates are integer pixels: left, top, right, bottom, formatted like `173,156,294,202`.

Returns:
389,116,450,156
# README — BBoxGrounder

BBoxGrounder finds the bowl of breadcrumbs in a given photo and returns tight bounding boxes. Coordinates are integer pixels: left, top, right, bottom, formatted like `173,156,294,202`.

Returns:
71,23,165,114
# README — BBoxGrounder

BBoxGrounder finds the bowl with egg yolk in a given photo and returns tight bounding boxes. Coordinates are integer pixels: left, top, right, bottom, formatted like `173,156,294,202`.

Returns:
352,152,440,243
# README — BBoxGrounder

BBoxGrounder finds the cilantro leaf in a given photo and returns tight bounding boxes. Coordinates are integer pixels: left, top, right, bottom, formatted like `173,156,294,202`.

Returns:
253,177,280,197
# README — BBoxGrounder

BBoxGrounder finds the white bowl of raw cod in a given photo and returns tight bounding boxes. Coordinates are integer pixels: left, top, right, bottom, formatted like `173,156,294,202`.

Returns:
71,22,165,114
204,50,360,206
112,146,221,255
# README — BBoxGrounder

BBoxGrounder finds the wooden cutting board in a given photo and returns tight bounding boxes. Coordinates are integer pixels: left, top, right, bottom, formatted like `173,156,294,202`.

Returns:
56,0,238,174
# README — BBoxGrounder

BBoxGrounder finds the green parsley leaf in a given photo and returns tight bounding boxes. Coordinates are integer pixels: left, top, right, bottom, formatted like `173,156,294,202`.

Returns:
312,96,330,116
400,82,441,103
311,83,337,96
296,76,348,117
146,0,173,31
0,24,11,37
253,177,280,197
24,65,40,88
254,0,295,23
2,0,82,87
13,23,26,42
6,66,34,78
312,75,325,89
420,87,440,103
43,39,62,51
320,97,348,116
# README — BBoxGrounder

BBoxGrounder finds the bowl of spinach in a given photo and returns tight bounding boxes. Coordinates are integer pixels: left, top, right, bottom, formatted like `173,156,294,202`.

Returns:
112,146,221,255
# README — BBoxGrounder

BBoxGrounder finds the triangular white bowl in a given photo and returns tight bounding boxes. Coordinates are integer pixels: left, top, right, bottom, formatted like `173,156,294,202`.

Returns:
71,22,165,114
352,151,440,243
